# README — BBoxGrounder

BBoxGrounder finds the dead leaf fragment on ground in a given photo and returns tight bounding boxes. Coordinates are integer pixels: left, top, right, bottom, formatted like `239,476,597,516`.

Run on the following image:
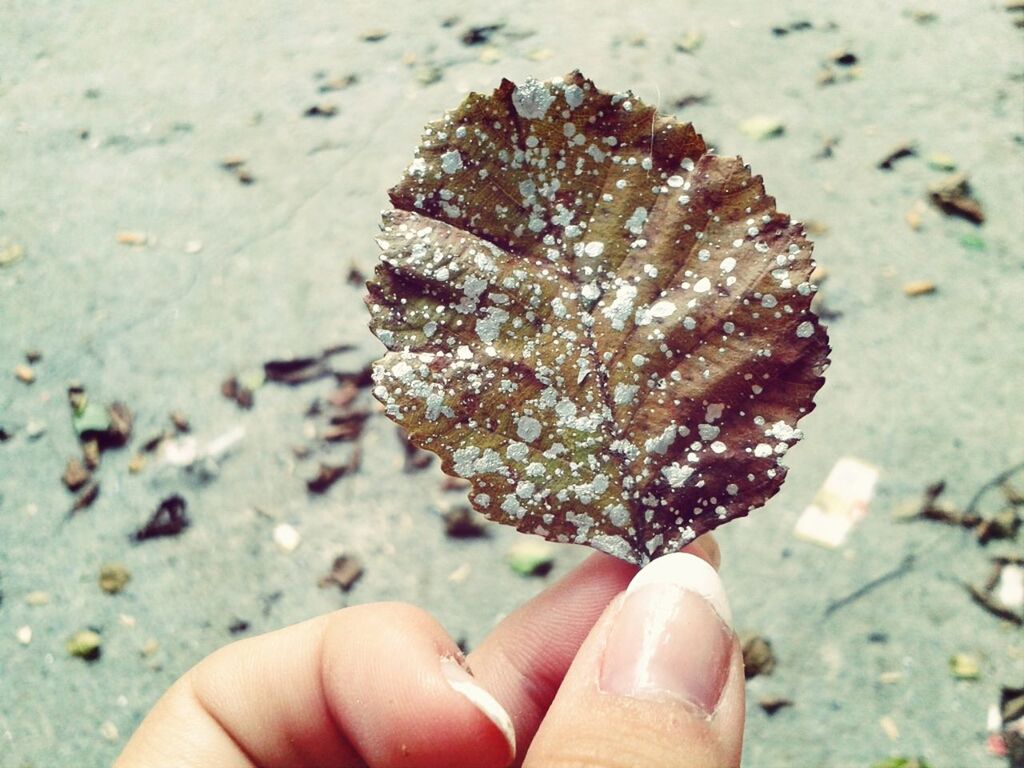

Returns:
507,538,556,576
67,629,102,661
742,634,777,678
132,494,190,542
62,457,91,491
878,143,916,170
759,696,794,715
69,481,100,515
221,376,255,409
367,73,829,565
929,172,985,224
306,459,355,493
99,563,131,594
318,554,364,591
442,504,489,538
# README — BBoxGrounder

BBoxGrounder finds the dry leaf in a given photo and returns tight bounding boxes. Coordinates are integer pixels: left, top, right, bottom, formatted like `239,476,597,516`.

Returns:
929,172,985,224
367,73,829,564
742,633,777,678
132,494,190,542
318,554,364,592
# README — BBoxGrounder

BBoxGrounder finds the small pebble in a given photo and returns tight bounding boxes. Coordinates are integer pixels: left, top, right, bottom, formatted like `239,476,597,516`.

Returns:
14,364,35,384
273,523,301,552
99,563,132,594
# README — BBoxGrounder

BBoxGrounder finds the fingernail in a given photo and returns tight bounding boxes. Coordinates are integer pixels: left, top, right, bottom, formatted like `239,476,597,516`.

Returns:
600,552,734,715
440,656,517,759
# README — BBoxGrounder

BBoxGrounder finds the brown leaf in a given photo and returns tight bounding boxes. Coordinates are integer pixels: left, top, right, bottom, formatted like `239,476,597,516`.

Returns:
928,172,985,224
131,494,190,542
105,401,133,446
758,696,794,715
169,410,191,433
323,410,371,442
742,634,777,678
878,142,916,170
442,504,489,538
367,73,830,565
318,554,364,591
69,480,100,515
306,452,359,493
62,457,91,491
221,376,254,409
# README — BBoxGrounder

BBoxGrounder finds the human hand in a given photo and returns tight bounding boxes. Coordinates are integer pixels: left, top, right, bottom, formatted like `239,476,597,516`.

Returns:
115,537,743,767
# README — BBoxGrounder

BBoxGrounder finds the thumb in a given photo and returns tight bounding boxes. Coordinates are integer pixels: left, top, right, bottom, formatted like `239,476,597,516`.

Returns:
523,553,745,768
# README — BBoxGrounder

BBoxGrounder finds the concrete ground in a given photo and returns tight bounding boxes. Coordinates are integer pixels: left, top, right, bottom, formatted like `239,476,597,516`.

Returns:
1,1,1022,766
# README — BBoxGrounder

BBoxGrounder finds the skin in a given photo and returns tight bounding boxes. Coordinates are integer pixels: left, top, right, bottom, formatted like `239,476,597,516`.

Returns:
115,534,743,768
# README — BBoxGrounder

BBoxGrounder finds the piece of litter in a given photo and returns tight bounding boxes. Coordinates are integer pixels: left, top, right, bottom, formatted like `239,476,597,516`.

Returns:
115,231,148,246
949,652,980,680
929,172,985,224
673,30,704,53
24,591,50,606
14,364,35,383
880,715,900,741
878,143,916,171
758,696,793,715
740,115,785,140
132,495,190,542
442,504,488,538
926,152,957,171
184,240,203,254
0,239,25,267
742,634,777,679
318,554,364,592
99,563,131,594
903,280,936,297
506,538,556,577
794,457,879,548
273,523,301,553
996,564,1024,611
16,626,32,645
99,721,119,742
62,457,91,491
448,563,472,583
67,629,102,660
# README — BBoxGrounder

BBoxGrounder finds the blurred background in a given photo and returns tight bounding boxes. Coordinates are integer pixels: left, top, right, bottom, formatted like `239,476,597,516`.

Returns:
1,1,1022,766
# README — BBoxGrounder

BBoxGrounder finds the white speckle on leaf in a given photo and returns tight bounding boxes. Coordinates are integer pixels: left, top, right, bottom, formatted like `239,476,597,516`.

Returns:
613,383,639,405
796,320,815,338
512,78,556,119
516,415,542,443
662,462,695,488
584,241,605,257
753,443,773,458
564,83,585,108
649,300,677,319
693,277,711,293
440,150,463,174
625,207,648,235
602,284,637,331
